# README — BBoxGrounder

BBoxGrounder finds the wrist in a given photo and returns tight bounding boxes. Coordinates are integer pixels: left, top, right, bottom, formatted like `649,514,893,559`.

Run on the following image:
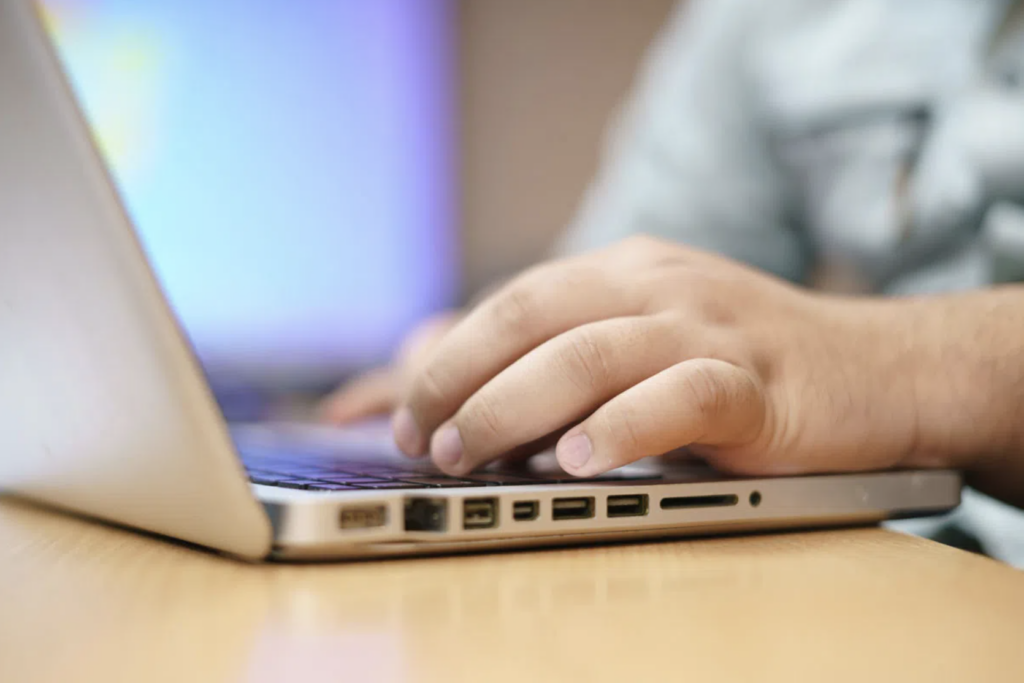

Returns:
890,291,1024,474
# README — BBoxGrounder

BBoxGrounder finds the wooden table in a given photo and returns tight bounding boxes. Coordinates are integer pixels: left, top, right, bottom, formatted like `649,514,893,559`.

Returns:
2,497,1023,683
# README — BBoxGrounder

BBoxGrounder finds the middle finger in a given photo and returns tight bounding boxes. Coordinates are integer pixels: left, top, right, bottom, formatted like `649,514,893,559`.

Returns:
427,315,682,474
396,260,639,454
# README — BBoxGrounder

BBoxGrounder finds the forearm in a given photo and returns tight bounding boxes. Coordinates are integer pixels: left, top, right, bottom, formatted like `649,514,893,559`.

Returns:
894,286,1024,507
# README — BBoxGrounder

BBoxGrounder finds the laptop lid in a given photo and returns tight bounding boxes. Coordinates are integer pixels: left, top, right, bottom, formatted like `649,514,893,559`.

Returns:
0,0,271,559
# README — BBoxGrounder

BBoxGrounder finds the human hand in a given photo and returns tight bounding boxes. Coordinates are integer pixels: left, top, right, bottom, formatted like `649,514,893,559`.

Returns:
390,236,941,478
319,312,461,424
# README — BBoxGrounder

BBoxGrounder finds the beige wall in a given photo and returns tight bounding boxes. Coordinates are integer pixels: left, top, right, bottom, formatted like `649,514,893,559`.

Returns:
457,0,676,297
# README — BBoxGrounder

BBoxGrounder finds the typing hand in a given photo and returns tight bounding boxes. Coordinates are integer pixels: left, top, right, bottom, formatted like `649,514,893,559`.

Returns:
390,236,929,478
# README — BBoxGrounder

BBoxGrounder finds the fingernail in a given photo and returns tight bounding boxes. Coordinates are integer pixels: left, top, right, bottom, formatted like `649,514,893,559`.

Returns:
558,433,592,470
391,408,423,455
431,425,463,468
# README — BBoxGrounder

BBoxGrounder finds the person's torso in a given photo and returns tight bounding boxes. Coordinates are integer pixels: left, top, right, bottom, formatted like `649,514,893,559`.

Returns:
748,0,1024,293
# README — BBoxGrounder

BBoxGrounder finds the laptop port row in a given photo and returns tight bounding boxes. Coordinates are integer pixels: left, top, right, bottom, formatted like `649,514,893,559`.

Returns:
398,491,763,531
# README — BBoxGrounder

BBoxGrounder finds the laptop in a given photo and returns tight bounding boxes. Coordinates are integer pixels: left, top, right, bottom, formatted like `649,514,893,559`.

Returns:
0,0,961,561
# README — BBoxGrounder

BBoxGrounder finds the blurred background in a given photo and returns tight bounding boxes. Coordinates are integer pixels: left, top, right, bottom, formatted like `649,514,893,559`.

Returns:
41,0,675,410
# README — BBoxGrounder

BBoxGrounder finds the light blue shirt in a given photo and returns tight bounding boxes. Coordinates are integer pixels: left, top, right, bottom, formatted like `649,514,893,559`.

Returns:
562,0,1024,295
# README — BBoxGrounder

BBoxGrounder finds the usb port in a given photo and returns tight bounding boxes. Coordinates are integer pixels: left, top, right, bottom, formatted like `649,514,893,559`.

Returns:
513,500,539,521
607,494,648,518
552,497,595,521
463,498,498,529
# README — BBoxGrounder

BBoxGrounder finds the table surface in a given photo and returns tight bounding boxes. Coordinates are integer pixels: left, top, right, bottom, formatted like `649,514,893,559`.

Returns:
2,497,1023,683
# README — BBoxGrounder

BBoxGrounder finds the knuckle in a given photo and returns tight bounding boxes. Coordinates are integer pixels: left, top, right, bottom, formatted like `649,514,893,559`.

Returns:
556,328,614,393
679,363,726,434
603,405,646,453
617,234,687,269
673,268,713,301
462,392,505,440
699,297,738,327
650,273,730,324
412,363,450,409
490,281,540,332
558,261,605,290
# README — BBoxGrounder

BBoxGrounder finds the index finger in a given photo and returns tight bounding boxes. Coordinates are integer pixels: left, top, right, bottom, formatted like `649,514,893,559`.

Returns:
393,259,637,455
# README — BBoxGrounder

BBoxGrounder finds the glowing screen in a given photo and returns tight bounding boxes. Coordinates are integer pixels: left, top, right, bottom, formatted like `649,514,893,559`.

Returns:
42,0,457,381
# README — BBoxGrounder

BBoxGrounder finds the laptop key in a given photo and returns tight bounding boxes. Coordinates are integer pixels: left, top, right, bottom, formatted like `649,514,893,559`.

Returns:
303,466,365,477
271,480,314,490
458,473,545,485
358,481,429,490
305,483,368,491
253,467,327,478
244,468,280,476
399,477,484,488
312,476,391,485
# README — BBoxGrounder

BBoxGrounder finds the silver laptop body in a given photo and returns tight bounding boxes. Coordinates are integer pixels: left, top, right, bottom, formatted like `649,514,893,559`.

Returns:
0,0,961,561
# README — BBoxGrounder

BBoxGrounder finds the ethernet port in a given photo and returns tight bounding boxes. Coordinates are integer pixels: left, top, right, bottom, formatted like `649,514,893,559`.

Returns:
404,498,447,532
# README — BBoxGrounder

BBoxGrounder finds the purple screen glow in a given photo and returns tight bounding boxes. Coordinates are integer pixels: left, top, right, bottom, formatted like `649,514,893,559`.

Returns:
42,0,458,383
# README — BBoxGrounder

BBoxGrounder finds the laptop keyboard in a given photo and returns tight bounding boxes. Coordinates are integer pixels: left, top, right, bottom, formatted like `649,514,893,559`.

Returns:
240,445,661,492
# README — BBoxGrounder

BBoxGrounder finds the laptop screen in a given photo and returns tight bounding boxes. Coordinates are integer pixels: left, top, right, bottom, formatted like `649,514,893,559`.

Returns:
39,0,458,387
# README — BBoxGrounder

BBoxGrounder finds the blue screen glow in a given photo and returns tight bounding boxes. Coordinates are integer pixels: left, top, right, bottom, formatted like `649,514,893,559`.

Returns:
42,0,458,383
